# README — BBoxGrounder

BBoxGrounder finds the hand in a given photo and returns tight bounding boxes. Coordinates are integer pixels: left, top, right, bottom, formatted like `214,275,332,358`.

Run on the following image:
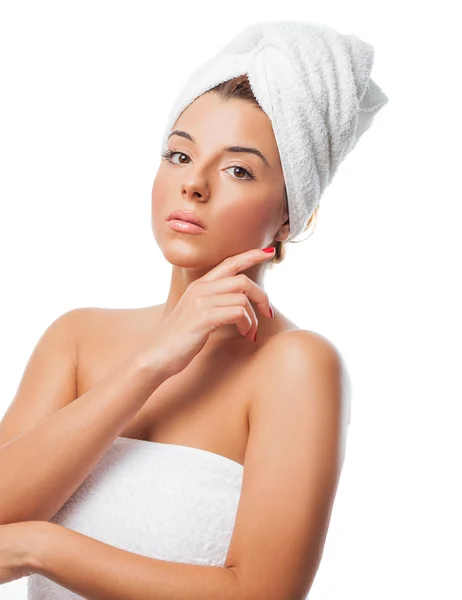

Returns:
139,247,275,380
0,521,46,584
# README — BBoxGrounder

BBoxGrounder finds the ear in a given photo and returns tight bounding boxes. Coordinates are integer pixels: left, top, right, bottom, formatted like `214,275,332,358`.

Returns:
274,216,291,243
274,192,290,242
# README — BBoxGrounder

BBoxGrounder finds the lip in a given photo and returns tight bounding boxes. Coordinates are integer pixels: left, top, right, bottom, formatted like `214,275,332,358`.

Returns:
167,219,206,234
166,209,206,230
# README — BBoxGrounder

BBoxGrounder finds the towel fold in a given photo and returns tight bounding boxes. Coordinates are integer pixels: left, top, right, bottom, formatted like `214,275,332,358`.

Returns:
27,437,244,599
161,20,389,241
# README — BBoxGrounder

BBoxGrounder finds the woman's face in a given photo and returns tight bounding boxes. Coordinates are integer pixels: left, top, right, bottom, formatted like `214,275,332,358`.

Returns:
151,92,288,269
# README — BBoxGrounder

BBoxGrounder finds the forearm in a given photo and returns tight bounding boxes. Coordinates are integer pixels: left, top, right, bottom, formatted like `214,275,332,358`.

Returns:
29,522,243,600
0,354,165,526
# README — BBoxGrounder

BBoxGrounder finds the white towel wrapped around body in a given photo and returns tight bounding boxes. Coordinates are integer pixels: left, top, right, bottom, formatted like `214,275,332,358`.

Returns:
27,437,244,599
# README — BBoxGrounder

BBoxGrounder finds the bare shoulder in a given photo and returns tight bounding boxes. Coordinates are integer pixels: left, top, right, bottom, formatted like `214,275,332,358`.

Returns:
70,305,163,386
250,328,352,425
257,328,346,372
71,304,161,342
70,305,154,326
66,306,117,349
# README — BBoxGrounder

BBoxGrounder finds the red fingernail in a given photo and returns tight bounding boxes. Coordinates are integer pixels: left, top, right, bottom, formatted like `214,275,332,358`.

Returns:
262,247,275,253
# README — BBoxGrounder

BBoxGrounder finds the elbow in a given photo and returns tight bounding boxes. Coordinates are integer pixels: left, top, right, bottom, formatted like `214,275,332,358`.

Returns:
227,566,246,599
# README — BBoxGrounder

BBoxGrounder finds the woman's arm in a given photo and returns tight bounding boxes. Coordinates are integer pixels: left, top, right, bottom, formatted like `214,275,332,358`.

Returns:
27,522,243,600
0,309,167,526
21,329,347,600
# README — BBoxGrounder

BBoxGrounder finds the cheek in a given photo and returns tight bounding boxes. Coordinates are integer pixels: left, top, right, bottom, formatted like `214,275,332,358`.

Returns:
237,195,275,227
150,173,172,241
151,172,168,212
219,197,274,242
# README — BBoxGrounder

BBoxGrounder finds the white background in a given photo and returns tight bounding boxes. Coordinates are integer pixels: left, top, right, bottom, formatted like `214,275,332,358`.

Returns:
1,1,460,598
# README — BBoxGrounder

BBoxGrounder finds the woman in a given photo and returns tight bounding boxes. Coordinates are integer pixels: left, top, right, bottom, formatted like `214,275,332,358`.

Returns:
0,20,387,600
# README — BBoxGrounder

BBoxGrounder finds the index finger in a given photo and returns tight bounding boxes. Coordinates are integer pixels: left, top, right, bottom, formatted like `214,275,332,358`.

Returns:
201,247,275,282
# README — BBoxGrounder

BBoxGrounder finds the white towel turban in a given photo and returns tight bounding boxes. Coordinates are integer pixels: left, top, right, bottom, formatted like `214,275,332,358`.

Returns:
160,20,389,242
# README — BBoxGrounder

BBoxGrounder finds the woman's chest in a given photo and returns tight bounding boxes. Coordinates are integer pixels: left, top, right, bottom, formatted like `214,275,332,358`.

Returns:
76,307,259,467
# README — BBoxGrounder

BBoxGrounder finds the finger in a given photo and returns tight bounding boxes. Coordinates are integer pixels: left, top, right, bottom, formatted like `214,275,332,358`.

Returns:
210,293,258,338
197,274,272,319
195,273,273,319
200,247,275,283
210,305,254,339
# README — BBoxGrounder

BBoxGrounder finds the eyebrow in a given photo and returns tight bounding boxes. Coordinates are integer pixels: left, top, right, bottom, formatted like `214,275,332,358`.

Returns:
168,129,270,168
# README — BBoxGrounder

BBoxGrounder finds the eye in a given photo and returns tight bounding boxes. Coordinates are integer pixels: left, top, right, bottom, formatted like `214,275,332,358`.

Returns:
161,149,190,165
160,149,256,181
225,165,255,181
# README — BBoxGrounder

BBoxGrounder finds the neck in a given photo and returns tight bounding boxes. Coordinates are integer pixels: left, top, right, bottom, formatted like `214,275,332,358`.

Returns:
160,261,269,342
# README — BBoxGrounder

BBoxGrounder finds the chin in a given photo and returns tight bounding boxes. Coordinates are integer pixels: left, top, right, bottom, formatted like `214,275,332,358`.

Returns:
159,243,212,269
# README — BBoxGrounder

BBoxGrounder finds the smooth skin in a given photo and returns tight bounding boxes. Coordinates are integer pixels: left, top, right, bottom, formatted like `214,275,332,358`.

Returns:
0,90,349,599
138,247,279,380
152,91,291,345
